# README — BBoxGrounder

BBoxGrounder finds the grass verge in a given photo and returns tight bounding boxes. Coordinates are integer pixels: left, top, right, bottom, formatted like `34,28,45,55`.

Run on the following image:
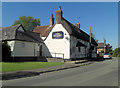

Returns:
0,62,64,72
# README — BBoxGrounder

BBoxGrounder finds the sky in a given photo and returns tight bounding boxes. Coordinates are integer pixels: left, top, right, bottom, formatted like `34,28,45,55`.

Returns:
2,2,118,50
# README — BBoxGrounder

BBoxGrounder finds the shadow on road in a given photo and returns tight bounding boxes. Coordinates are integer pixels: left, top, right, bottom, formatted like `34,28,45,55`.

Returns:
88,56,113,62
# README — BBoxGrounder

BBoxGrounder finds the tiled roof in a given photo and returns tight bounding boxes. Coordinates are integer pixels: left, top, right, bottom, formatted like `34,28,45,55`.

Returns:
33,25,54,37
2,24,22,41
2,24,43,43
61,17,98,46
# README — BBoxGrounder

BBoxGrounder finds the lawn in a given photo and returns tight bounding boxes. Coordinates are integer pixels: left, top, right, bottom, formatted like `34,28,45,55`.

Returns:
0,62,64,72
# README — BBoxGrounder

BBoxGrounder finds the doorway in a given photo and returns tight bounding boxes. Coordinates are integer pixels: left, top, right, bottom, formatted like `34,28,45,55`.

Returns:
39,45,42,56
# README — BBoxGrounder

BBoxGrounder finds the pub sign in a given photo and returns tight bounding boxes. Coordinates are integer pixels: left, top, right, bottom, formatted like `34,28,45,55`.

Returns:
52,31,64,39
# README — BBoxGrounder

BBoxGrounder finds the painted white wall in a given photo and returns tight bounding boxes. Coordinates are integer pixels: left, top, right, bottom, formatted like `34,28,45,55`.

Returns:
41,37,46,40
43,24,70,59
7,41,15,52
8,40,42,57
43,24,97,59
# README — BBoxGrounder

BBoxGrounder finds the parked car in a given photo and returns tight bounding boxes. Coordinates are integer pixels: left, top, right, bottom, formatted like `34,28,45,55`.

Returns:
104,53,112,59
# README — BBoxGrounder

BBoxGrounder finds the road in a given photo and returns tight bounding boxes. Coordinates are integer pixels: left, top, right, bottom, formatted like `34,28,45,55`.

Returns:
3,57,118,86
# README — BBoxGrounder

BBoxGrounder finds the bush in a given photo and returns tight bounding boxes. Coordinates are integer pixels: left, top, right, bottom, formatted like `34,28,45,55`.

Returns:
101,50,104,53
2,42,12,62
112,48,120,57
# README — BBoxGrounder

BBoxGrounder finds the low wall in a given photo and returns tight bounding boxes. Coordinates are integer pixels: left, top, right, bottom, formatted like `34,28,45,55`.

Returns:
3,57,65,62
38,57,65,62
9,57,38,62
47,58,65,62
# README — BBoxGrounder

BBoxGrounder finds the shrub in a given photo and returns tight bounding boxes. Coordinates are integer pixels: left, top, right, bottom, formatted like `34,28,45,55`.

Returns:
2,41,12,62
112,48,120,57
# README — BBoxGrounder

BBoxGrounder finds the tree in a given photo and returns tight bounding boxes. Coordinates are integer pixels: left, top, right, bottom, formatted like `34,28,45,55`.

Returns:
2,42,12,62
106,43,113,54
100,50,104,56
112,48,120,57
13,16,40,31
101,50,104,53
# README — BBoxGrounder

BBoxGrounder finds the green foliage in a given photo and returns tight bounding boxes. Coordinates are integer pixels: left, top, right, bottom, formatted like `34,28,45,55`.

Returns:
99,50,104,56
2,42,12,62
13,16,40,31
106,43,113,54
101,50,104,53
1,62,64,72
112,48,120,57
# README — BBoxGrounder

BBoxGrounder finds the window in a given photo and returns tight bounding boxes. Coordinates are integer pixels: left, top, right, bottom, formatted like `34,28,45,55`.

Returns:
22,42,25,47
78,47,81,52
52,31,64,39
91,46,94,50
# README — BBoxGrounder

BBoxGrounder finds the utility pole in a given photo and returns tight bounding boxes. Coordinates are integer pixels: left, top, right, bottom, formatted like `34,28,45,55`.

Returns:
89,26,92,59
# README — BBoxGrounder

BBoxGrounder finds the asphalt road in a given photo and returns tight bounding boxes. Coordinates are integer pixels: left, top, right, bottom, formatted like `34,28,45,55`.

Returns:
3,57,118,86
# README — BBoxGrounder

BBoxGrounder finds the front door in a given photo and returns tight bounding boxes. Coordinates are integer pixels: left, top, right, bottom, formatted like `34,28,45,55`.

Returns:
39,45,42,56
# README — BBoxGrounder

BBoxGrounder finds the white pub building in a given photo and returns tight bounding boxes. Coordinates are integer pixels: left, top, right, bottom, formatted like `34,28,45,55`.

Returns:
33,6,98,60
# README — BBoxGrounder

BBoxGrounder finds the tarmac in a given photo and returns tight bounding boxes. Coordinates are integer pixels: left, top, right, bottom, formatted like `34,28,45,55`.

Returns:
1,60,94,80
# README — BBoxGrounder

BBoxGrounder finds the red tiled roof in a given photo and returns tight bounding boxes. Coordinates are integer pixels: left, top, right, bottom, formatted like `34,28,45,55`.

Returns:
33,25,53,37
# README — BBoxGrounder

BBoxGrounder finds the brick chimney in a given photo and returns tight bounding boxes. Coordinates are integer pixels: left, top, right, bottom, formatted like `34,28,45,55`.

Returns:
76,22,80,29
89,32,92,37
55,6,63,24
49,13,54,26
104,39,106,45
95,39,98,43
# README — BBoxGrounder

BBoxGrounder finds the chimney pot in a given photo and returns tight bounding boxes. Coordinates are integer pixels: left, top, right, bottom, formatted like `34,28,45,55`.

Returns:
76,22,80,28
49,13,54,26
55,6,63,24
59,6,61,10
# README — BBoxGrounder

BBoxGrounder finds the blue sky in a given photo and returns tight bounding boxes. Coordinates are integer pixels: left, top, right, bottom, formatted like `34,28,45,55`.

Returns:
2,2,118,49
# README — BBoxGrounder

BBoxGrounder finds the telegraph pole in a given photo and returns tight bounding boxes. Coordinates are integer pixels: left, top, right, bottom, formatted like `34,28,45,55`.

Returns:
89,26,92,59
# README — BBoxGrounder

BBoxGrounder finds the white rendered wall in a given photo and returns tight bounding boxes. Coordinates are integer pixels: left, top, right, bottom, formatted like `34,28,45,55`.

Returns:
43,24,97,59
43,24,70,59
7,41,15,52
41,37,46,40
8,40,41,57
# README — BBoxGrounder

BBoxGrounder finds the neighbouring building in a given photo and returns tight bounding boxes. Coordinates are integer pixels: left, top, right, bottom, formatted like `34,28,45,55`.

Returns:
2,24,43,61
97,39,107,54
33,6,98,60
